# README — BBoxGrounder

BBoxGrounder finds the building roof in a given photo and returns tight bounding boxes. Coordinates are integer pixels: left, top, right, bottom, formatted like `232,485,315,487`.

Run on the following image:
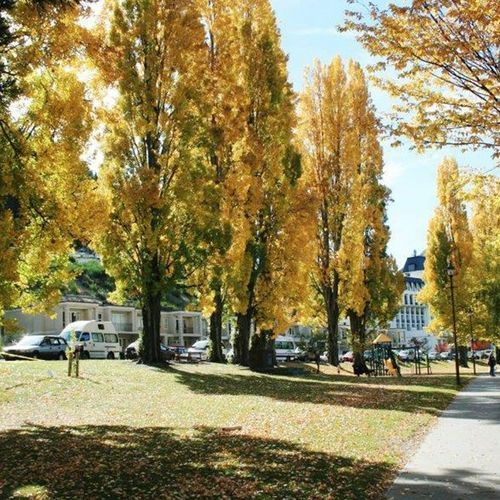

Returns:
373,333,392,344
402,254,426,273
61,295,101,305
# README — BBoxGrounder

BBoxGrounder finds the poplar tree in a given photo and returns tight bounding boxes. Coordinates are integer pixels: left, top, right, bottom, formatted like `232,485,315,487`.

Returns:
419,158,474,365
194,0,248,362
300,59,402,368
468,174,500,343
229,0,299,366
0,1,97,327
337,62,403,371
90,0,209,363
299,57,349,365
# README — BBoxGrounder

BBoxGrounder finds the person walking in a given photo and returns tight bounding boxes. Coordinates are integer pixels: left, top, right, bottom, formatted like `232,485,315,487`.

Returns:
314,349,321,373
487,352,496,377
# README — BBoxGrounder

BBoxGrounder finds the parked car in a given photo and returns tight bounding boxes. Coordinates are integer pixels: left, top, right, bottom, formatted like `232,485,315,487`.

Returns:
439,351,455,360
271,336,302,362
468,350,482,360
3,335,68,360
126,340,174,362
168,345,187,356
482,349,492,360
427,351,439,361
396,350,411,362
187,339,209,360
59,320,121,360
341,351,354,363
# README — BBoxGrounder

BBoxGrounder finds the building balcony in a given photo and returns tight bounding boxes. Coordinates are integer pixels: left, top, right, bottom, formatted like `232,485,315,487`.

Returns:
114,322,134,332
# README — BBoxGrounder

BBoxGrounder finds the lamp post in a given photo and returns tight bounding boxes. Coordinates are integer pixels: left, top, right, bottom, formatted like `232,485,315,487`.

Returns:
468,308,476,375
447,262,460,385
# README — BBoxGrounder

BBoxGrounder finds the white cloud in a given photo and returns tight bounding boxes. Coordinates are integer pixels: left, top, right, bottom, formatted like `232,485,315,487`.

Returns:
383,162,406,187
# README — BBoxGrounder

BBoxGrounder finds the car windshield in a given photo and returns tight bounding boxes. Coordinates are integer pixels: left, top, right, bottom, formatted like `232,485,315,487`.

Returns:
192,341,207,349
17,336,44,346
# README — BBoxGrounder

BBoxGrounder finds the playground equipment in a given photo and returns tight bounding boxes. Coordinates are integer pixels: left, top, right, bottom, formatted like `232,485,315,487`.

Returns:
365,333,434,376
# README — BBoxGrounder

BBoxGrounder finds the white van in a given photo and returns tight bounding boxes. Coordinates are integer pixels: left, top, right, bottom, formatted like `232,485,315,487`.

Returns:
274,336,303,362
59,321,121,360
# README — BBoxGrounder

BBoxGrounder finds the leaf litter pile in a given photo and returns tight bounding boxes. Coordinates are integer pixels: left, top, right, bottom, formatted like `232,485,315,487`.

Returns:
0,361,465,499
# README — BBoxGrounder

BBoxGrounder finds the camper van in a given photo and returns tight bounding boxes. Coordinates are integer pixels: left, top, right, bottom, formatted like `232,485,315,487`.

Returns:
59,321,121,360
274,335,304,362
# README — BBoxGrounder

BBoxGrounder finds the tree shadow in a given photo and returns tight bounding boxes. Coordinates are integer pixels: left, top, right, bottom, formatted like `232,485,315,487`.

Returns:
387,467,500,498
169,367,461,417
0,424,395,499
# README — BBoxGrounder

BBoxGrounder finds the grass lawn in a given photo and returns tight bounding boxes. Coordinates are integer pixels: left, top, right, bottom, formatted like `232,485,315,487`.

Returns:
0,360,474,499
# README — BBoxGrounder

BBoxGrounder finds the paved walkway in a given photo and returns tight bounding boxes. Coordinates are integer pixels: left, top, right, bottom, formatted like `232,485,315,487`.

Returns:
387,375,500,499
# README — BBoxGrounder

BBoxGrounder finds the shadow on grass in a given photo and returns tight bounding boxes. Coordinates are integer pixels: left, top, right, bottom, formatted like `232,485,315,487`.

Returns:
0,424,395,499
170,367,461,416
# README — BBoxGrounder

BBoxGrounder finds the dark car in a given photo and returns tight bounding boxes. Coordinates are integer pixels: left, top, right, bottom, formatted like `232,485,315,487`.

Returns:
125,340,174,362
3,335,68,360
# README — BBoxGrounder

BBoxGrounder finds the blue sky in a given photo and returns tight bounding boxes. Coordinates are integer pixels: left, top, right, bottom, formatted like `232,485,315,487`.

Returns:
270,0,495,267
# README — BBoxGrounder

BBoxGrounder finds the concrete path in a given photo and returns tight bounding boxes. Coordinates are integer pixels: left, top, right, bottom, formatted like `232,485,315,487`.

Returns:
387,375,500,499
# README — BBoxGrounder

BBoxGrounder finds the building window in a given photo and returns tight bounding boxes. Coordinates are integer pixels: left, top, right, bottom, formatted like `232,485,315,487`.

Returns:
404,295,408,305
183,317,194,334
176,319,179,333
97,313,102,321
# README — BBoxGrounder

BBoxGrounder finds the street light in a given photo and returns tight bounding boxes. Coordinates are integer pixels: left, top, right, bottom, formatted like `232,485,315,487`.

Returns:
467,307,476,375
447,262,461,385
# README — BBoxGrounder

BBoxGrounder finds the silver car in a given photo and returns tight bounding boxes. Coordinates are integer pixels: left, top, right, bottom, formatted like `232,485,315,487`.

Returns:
3,335,68,360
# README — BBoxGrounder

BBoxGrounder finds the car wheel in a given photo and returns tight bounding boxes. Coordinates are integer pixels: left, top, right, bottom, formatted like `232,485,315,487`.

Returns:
107,352,115,360
81,351,90,360
58,352,66,361
32,351,39,359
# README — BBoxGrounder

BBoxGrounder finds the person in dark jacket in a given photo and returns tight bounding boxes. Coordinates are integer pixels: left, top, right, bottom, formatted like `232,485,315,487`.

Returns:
487,352,496,377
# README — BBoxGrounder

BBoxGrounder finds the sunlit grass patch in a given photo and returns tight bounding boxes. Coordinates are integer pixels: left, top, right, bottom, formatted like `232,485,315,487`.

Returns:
0,360,469,499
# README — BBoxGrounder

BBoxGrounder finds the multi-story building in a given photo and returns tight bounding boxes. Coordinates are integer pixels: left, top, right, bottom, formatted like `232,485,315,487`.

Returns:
388,252,436,348
4,295,216,350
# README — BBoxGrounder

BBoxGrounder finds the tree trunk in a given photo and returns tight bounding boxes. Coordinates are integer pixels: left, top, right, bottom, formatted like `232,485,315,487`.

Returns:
141,256,162,364
233,311,251,366
349,310,368,376
458,345,469,368
141,292,162,364
208,288,225,363
249,329,274,371
325,280,340,365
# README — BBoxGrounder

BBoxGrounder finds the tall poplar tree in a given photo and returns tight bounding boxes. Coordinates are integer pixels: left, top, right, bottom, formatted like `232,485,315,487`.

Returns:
229,0,298,366
468,174,500,343
194,0,248,363
90,0,209,363
420,158,474,364
337,62,403,371
300,59,402,368
299,57,349,365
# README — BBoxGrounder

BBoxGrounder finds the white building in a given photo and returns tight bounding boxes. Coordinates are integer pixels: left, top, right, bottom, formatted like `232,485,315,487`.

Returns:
388,252,436,348
4,295,217,350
